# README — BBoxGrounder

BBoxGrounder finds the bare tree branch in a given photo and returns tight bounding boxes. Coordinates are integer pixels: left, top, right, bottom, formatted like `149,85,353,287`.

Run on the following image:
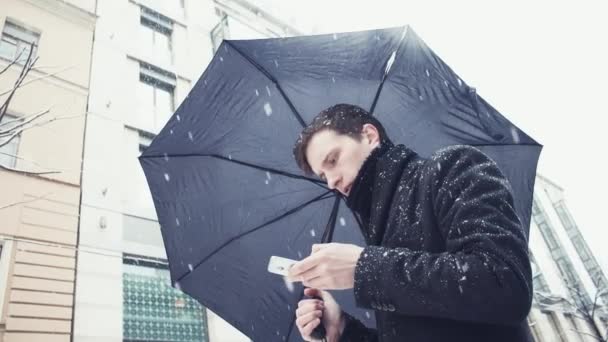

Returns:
0,129,21,149
568,283,592,316
0,45,79,180
0,112,82,149
0,192,54,211
0,64,73,98
0,49,26,76
564,283,608,340
0,46,37,122
0,151,64,173
0,108,50,133
593,289,602,323
0,162,60,175
568,328,605,341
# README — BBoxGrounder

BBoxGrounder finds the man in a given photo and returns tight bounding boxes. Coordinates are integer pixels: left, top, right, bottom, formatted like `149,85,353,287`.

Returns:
287,104,533,342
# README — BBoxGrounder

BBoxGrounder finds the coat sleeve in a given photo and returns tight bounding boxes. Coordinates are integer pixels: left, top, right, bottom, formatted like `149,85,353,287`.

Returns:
339,311,378,342
352,145,533,326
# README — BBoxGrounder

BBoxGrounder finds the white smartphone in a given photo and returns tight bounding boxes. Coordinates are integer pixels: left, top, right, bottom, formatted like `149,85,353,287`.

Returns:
267,256,298,276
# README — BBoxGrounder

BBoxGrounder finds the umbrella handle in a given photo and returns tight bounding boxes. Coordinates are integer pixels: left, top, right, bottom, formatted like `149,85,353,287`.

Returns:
309,296,327,340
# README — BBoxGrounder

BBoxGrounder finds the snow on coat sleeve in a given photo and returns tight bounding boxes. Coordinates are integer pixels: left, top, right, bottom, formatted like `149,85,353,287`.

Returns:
352,145,533,326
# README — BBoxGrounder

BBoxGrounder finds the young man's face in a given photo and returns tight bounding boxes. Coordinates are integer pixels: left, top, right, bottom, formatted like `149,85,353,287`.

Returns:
305,124,380,196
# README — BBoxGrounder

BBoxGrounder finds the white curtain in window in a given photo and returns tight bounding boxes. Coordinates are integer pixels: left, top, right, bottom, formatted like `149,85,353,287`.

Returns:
136,81,156,132
154,31,172,64
155,87,174,131
139,24,156,47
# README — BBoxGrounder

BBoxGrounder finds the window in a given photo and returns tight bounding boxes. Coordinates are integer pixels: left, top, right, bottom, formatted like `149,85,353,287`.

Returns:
123,254,208,342
571,237,591,262
0,114,22,168
531,198,541,215
554,202,575,230
0,20,40,63
180,0,187,17
123,214,163,247
137,62,176,132
124,127,156,216
210,15,229,54
538,221,560,250
556,260,568,279
0,240,13,319
138,129,156,154
140,7,173,64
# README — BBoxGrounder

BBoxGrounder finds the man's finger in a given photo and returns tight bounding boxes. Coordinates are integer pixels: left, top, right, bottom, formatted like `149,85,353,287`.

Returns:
301,317,321,339
296,301,323,316
297,298,322,309
289,254,322,279
296,310,322,327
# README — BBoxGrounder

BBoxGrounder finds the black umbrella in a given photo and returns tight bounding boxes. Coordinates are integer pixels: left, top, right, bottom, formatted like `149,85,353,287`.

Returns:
139,26,541,341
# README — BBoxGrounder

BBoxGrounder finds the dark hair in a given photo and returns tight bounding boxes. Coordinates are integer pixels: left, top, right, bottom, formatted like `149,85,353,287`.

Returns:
293,103,389,175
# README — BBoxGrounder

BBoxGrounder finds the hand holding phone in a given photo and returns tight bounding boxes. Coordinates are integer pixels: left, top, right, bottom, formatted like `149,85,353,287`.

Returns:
267,256,298,276
268,256,327,340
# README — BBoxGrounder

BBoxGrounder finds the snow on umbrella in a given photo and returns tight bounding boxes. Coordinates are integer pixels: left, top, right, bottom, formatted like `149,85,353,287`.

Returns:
139,26,541,341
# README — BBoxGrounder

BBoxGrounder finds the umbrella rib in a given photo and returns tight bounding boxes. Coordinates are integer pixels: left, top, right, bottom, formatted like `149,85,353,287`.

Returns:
175,190,336,283
225,40,307,128
141,152,327,188
287,196,341,340
321,196,341,243
369,27,408,114
470,143,542,147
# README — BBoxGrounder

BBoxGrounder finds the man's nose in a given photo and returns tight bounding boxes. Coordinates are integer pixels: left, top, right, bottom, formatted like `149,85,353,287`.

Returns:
327,175,341,191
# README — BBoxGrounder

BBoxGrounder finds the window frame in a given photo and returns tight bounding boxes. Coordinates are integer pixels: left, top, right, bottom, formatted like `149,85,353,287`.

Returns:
138,62,176,132
122,253,209,342
0,19,40,63
210,15,229,54
0,239,13,321
0,114,23,168
139,6,173,63
137,129,156,154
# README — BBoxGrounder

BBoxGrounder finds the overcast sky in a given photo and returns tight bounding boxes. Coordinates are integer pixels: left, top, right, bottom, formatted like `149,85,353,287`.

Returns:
253,0,608,270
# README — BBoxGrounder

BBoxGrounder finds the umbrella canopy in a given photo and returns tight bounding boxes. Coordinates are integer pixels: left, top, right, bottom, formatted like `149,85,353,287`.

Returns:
139,26,542,341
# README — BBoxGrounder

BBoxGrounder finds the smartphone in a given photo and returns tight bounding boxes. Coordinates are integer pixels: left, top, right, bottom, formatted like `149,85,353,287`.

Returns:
267,256,298,276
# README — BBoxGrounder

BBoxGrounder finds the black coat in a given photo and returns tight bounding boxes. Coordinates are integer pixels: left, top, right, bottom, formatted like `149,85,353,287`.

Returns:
339,142,533,342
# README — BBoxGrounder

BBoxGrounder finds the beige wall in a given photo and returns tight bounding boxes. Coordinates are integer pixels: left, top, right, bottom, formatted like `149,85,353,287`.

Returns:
0,171,81,342
0,0,94,341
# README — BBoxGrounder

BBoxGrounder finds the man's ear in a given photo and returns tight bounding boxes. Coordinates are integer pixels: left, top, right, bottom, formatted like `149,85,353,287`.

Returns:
361,123,380,145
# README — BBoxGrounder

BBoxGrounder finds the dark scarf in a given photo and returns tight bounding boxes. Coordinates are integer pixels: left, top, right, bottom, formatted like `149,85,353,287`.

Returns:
346,141,421,244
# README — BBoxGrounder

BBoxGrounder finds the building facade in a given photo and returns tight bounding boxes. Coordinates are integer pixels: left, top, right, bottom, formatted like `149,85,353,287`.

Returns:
527,175,608,342
75,1,299,341
0,0,95,341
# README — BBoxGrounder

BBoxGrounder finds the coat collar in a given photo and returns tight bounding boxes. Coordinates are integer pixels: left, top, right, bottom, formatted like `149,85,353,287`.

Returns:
346,141,421,244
